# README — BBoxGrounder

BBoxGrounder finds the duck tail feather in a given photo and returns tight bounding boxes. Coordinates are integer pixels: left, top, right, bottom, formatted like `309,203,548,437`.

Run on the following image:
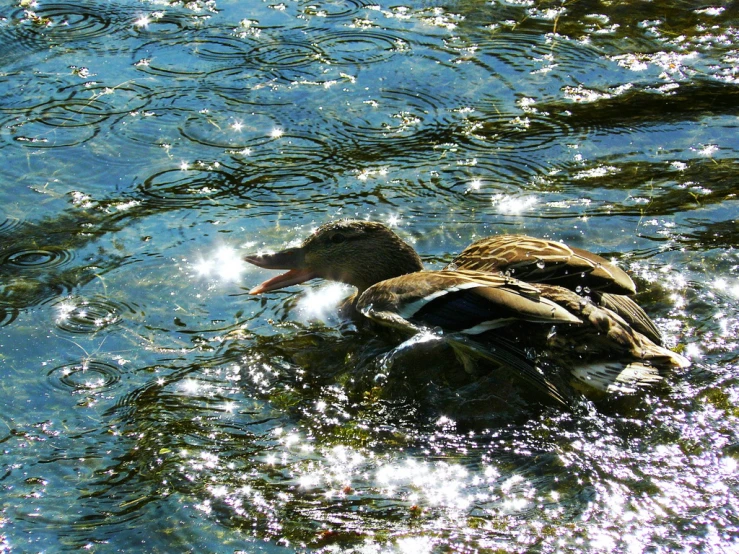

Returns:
571,361,664,394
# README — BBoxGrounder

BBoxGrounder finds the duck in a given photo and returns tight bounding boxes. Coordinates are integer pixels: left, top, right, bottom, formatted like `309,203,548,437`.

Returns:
243,220,690,401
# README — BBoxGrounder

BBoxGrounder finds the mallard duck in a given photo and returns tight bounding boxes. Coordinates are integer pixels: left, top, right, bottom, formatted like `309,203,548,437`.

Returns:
244,220,689,399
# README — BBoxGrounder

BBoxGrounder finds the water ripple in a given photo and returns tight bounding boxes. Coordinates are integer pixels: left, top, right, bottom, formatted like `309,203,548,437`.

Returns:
47,359,123,393
379,87,453,114
5,95,125,148
316,30,404,65
0,218,26,237
0,12,50,68
187,36,257,62
103,106,187,167
224,130,345,203
133,36,256,77
53,295,134,334
205,72,296,107
130,12,190,36
232,132,337,175
0,245,80,311
8,122,95,148
0,304,20,327
0,246,75,271
329,86,460,159
0,72,75,114
299,0,373,19
462,112,576,152
138,166,237,208
39,97,112,127
32,2,116,42
247,40,325,69
478,31,606,75
180,111,279,150
237,172,338,209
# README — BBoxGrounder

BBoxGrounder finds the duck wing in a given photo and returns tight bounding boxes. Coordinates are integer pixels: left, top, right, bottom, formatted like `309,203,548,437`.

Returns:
449,235,636,295
356,269,581,335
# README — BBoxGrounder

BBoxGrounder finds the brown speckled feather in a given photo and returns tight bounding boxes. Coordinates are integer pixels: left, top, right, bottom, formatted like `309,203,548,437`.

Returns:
449,235,636,295
596,292,663,345
532,283,687,369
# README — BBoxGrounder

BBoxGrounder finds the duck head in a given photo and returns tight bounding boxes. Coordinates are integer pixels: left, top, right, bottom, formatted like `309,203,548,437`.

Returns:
244,220,424,294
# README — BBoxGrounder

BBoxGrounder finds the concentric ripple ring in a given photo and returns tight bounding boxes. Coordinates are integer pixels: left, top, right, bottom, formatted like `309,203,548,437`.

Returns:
47,360,122,393
53,296,130,334
1,247,74,270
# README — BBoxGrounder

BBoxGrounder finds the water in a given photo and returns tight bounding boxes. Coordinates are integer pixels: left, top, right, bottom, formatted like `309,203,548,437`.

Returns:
1,0,738,551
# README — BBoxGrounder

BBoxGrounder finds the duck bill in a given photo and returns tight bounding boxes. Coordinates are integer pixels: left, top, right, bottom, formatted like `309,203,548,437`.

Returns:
243,248,317,294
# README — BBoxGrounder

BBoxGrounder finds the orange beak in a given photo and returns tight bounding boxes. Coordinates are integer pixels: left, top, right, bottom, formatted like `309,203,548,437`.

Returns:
243,248,317,294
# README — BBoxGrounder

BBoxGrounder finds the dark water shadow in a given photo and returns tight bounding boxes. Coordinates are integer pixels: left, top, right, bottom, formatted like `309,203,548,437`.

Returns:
543,80,739,133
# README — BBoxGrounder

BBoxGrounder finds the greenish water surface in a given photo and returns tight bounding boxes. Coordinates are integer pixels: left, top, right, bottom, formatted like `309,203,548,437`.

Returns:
1,0,738,551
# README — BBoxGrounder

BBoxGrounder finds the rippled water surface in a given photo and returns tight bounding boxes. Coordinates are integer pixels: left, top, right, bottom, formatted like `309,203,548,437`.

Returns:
1,0,738,551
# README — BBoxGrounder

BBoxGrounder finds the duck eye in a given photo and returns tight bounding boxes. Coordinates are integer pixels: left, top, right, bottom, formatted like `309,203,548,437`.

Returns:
330,233,346,244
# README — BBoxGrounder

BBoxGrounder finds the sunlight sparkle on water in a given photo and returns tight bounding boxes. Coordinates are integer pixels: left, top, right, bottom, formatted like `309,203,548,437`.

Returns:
55,301,77,322
492,194,538,215
194,246,246,282
396,537,434,554
299,473,321,489
713,277,739,298
181,379,201,395
134,15,151,28
721,456,737,474
696,144,719,157
468,178,482,191
685,342,703,359
376,458,472,511
573,165,620,179
695,6,725,15
295,283,350,323
209,485,229,498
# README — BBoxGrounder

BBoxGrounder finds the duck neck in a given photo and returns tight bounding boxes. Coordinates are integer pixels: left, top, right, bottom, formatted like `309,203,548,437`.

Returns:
353,242,424,294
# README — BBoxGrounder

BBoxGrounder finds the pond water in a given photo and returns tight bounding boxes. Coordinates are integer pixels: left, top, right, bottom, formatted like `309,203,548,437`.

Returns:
1,0,738,551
